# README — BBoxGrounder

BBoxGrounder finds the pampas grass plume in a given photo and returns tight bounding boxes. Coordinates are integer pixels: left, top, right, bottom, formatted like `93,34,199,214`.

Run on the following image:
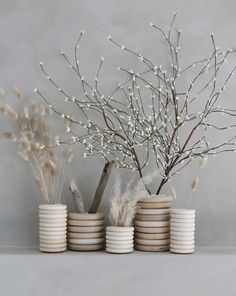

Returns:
191,177,199,191
199,157,208,169
14,86,22,98
3,104,18,120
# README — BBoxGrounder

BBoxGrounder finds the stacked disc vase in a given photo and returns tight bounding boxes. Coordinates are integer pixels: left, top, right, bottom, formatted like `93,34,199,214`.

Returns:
39,204,67,253
135,195,172,252
106,226,134,254
68,213,105,251
170,209,195,254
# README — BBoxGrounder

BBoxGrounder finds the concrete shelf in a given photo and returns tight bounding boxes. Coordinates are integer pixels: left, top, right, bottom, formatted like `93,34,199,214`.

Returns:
0,246,236,296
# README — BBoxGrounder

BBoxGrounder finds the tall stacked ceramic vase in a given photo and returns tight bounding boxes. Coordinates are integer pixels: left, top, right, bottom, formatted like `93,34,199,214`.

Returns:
134,195,172,251
170,209,196,254
39,204,67,253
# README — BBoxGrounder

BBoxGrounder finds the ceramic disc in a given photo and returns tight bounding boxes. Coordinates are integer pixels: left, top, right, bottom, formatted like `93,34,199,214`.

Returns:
106,226,134,232
135,221,170,227
68,243,104,251
171,209,195,215
106,235,134,241
106,239,133,245
135,214,170,221
135,244,169,252
138,202,171,209
170,243,195,249
39,204,67,210
135,232,169,240
139,195,172,203
170,248,194,254
68,213,105,220
68,232,104,239
106,247,133,254
40,247,66,253
68,238,104,245
68,219,104,227
137,208,170,215
68,226,104,233
106,231,134,237
135,238,170,246
135,226,170,234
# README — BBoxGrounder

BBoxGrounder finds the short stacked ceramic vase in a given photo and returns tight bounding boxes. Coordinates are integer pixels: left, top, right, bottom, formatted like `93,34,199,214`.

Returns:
134,195,172,252
39,204,67,253
170,209,195,254
106,226,134,254
68,213,105,251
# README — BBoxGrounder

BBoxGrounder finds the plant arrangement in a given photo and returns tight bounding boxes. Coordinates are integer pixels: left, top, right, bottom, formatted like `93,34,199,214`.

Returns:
0,88,73,204
109,173,155,227
35,13,236,197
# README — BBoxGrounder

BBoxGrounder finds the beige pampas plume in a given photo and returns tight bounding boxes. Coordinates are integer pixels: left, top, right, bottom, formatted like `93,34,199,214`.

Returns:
2,132,17,142
43,133,51,146
18,137,31,152
171,186,177,199
0,88,5,99
31,142,41,153
18,151,29,162
14,86,22,98
67,152,74,164
191,177,199,191
44,159,58,176
30,100,38,113
40,105,46,117
3,104,18,120
23,107,29,119
199,157,208,169
31,116,39,132
35,177,44,191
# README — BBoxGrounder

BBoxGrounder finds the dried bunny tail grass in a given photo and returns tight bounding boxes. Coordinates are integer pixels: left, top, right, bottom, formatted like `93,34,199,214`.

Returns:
0,88,5,99
191,177,199,191
171,186,177,199
23,107,29,119
67,152,74,164
18,115,28,129
41,122,49,134
35,176,44,191
30,116,39,132
18,151,29,162
2,132,17,142
2,104,18,120
44,159,58,176
199,157,208,169
43,133,51,146
18,137,31,152
14,86,22,98
30,100,39,113
22,131,34,141
31,142,41,153
40,105,46,117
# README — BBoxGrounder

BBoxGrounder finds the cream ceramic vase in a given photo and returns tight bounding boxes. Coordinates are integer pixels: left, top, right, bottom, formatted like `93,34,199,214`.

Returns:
68,213,105,251
134,195,172,252
170,208,196,254
106,226,134,254
39,204,67,253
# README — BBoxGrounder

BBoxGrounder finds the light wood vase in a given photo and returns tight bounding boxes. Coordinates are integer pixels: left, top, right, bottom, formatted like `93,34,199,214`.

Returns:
106,226,134,254
134,195,172,252
170,208,196,254
39,204,67,253
68,213,105,251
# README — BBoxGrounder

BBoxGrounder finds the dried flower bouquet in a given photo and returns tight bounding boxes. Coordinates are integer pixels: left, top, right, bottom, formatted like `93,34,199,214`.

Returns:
0,88,73,204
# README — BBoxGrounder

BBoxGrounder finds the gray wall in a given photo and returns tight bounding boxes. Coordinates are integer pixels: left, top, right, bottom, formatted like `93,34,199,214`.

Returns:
0,0,236,246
